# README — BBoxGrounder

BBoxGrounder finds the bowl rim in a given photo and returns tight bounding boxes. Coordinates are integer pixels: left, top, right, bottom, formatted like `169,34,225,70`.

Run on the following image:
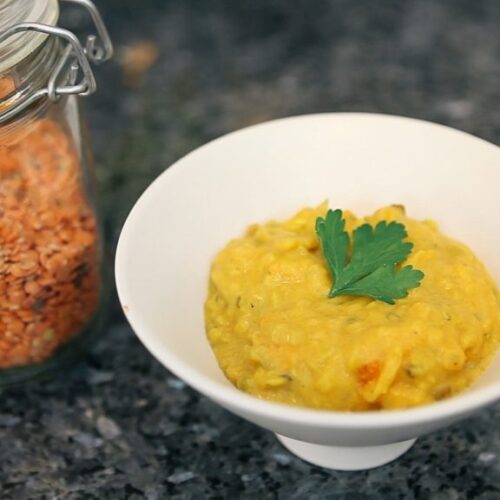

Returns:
116,112,500,429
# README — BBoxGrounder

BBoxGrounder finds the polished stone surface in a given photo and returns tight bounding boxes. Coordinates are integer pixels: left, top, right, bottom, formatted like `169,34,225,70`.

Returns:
1,1,500,498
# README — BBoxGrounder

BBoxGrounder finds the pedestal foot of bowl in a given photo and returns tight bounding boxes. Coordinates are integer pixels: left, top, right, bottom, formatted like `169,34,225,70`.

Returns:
276,434,416,471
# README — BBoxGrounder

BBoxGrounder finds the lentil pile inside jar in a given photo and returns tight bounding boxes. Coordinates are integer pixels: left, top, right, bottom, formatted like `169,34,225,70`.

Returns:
0,117,100,369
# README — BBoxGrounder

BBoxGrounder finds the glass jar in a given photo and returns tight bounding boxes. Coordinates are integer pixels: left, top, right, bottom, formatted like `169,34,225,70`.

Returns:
0,0,112,384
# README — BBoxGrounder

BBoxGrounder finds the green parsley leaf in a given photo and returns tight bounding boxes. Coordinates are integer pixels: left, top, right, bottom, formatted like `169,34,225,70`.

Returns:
315,209,424,304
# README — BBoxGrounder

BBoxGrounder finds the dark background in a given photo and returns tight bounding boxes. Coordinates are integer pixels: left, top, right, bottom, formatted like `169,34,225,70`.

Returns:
1,1,500,498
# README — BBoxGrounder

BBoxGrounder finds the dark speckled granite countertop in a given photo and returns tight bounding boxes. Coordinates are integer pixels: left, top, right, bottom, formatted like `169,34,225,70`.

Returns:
1,1,500,498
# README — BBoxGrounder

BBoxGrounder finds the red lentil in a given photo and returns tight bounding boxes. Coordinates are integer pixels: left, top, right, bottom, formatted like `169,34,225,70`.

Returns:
0,118,100,368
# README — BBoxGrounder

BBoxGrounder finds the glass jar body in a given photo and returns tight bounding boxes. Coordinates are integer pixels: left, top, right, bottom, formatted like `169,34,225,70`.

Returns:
0,41,106,384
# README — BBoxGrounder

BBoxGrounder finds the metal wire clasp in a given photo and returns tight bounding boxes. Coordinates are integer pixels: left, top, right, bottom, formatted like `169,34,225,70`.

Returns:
63,0,113,64
0,0,113,125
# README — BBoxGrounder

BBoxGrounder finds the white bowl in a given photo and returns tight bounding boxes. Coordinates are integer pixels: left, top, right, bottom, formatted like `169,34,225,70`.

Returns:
115,113,500,471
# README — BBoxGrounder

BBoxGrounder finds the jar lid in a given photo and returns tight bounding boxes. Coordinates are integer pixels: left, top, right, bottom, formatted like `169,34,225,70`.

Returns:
0,0,59,73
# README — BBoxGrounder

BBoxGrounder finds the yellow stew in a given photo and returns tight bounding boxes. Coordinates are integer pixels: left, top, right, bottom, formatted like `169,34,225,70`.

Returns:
205,205,500,410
